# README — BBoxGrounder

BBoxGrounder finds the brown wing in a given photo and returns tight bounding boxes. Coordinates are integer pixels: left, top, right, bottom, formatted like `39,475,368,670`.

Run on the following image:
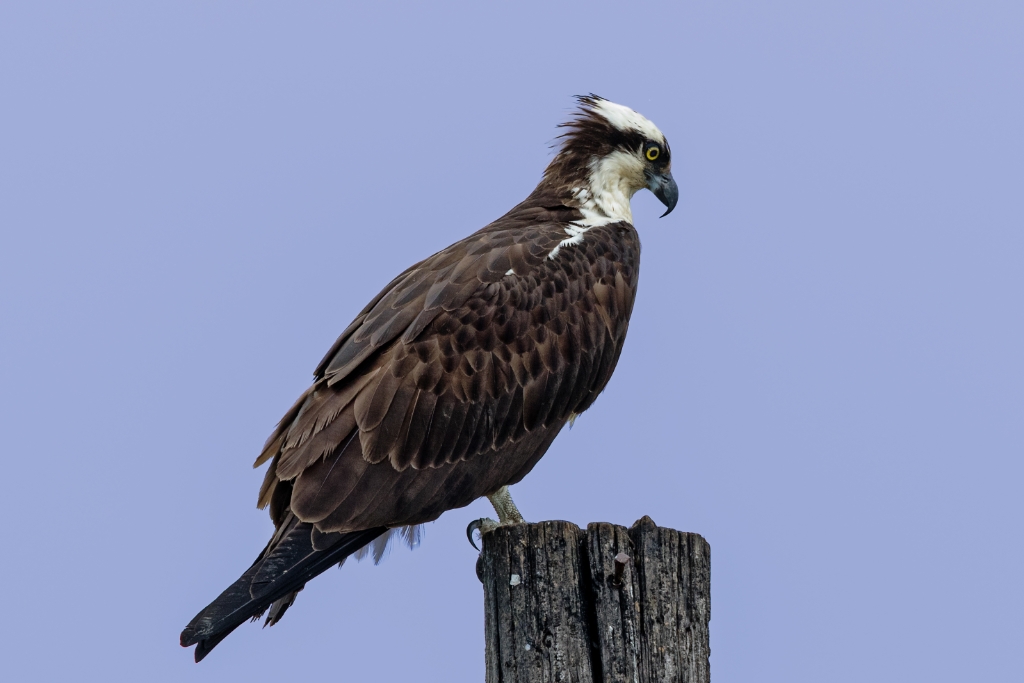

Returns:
253,213,640,534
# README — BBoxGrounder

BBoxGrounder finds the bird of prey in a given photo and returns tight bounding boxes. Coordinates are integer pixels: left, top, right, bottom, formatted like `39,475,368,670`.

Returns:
180,95,678,661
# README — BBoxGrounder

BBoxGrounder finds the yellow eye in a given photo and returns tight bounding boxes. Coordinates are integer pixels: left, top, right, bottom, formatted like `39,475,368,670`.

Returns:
646,146,660,161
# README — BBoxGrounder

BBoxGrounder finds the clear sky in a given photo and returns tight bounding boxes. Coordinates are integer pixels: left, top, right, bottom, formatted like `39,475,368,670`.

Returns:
1,2,1021,681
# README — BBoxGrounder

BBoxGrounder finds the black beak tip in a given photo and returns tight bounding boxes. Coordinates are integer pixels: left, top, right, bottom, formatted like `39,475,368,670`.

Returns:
652,172,679,218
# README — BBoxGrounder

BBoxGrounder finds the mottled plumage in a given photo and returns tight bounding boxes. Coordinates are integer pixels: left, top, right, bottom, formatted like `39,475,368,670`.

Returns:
181,96,677,661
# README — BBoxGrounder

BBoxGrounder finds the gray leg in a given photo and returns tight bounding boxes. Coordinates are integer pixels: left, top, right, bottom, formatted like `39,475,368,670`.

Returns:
488,485,525,525
466,485,526,549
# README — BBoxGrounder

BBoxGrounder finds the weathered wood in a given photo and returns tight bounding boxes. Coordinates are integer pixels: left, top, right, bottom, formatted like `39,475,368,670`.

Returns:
480,521,594,683
586,517,711,683
480,517,710,683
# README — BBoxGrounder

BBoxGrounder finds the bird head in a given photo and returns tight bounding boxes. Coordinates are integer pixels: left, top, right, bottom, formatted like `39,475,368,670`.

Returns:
545,95,678,223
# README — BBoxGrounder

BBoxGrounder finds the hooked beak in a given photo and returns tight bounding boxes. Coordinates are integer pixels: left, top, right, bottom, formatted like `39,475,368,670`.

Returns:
646,170,679,217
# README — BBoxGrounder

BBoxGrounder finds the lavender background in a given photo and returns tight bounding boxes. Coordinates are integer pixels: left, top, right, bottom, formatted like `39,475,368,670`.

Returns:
2,2,1021,681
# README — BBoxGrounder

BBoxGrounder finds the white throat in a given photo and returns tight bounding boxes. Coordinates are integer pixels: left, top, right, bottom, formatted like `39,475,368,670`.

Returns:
577,150,643,225
547,151,643,260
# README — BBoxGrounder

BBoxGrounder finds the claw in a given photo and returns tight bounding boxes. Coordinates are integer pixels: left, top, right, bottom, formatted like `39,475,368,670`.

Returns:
466,517,499,550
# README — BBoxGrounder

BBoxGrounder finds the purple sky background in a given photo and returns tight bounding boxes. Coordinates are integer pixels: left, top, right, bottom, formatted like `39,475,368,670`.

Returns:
2,2,1022,681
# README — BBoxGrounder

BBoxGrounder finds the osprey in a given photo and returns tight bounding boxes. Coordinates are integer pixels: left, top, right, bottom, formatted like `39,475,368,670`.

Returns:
180,95,678,661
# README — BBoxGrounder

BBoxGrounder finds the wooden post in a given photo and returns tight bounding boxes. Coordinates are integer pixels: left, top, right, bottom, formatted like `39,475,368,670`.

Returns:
478,517,710,683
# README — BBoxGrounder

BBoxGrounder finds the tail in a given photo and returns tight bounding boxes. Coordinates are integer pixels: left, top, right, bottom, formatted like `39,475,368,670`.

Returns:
180,520,387,662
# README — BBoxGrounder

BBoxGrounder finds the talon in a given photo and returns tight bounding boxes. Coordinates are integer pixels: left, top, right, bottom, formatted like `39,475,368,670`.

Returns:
466,517,499,550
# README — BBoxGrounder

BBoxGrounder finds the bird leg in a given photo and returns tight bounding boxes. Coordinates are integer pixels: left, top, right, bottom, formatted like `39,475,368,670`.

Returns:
488,485,526,525
466,486,526,549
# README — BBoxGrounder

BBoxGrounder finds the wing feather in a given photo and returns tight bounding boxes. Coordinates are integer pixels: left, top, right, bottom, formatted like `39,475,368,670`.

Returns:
400,389,437,469
361,379,417,463
290,429,365,523
435,399,471,465
259,220,639,536
354,369,403,434
276,408,357,481
450,400,484,463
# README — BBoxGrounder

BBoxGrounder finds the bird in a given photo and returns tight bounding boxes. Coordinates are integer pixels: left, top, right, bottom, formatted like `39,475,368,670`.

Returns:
180,95,678,662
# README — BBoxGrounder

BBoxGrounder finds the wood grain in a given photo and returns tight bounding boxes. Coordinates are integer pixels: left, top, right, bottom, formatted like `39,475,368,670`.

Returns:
480,518,710,683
